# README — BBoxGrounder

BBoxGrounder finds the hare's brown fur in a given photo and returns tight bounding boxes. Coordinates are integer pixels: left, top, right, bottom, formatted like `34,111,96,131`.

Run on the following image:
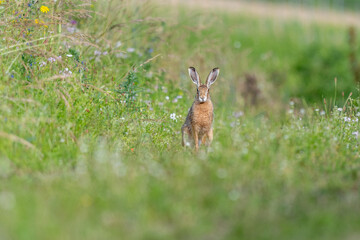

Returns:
181,67,219,151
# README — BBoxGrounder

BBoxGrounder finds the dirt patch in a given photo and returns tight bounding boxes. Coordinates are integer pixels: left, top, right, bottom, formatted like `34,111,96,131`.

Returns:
155,0,360,27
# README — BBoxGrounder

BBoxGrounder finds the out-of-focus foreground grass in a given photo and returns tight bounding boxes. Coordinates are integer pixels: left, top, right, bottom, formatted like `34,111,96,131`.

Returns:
0,0,360,239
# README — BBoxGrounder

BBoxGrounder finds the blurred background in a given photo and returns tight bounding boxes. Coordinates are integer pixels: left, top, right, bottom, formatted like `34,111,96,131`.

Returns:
152,0,360,110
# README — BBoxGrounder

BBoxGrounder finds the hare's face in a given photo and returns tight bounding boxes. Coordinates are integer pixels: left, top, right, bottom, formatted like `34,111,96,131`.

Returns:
197,85,209,103
188,67,219,103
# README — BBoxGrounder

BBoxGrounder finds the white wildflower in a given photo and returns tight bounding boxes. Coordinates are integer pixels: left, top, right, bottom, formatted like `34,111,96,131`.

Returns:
337,108,343,112
170,113,177,121
233,111,244,118
127,47,135,53
352,131,359,139
115,41,122,48
116,52,127,59
48,57,56,63
165,96,169,100
320,110,326,116
66,27,77,34
61,68,72,75
344,117,351,122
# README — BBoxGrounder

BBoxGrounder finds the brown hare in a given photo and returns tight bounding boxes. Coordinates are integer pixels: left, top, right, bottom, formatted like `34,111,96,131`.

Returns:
181,67,220,151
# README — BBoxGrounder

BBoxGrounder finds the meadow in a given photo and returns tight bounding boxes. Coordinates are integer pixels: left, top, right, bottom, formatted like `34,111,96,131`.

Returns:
0,0,360,239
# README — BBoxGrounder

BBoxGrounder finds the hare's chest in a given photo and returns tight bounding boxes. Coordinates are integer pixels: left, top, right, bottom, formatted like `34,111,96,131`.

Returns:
192,102,213,129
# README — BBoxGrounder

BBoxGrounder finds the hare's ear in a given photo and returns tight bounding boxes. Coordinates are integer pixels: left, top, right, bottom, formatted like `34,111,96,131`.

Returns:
206,68,219,88
188,67,200,87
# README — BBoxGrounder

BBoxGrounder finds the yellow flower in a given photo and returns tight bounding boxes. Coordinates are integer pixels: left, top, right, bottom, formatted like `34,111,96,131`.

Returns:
40,6,49,13
35,19,39,24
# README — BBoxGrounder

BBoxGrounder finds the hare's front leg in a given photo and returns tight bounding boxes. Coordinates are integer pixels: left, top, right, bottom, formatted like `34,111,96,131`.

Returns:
201,135,207,146
193,129,199,152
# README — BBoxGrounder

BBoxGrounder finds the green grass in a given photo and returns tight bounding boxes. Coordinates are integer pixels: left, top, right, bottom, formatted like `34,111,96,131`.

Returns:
0,0,360,239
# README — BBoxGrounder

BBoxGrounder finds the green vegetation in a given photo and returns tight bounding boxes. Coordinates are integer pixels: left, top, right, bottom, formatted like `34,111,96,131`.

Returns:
0,0,360,239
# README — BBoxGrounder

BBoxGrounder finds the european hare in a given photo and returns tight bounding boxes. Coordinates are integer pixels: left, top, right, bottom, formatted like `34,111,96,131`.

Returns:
181,67,220,151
